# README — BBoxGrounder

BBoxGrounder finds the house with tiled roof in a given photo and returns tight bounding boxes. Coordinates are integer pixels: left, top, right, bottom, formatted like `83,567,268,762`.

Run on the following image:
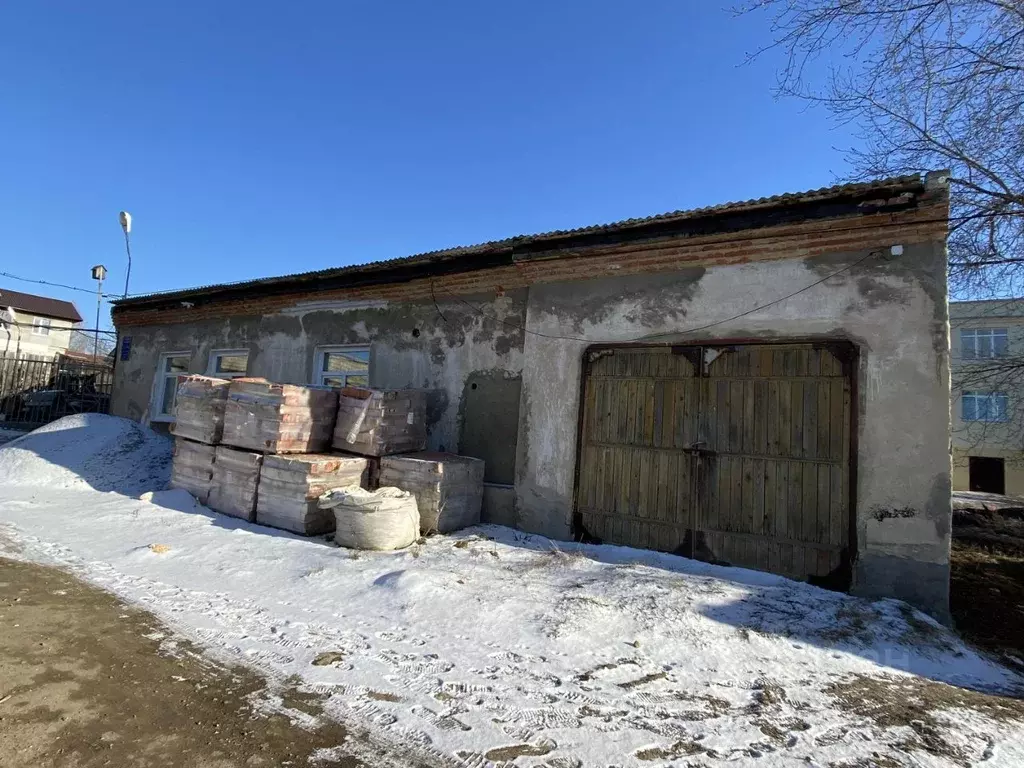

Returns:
0,287,83,360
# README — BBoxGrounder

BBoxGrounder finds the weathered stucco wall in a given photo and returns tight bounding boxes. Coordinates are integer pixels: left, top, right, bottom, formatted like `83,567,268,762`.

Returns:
112,292,526,472
514,243,952,619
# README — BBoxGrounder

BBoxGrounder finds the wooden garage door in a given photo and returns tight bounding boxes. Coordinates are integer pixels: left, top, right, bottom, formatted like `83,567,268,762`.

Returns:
575,344,852,584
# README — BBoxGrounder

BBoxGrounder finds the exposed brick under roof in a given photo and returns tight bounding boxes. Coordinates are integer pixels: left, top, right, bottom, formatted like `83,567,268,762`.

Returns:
112,173,944,313
0,287,83,323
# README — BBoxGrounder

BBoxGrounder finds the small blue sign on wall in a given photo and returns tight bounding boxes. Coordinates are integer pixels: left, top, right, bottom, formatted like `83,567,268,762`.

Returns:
120,335,132,361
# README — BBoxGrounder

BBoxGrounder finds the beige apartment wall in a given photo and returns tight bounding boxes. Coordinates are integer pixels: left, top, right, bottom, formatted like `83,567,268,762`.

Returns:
952,447,1024,495
2,314,73,358
949,300,1024,491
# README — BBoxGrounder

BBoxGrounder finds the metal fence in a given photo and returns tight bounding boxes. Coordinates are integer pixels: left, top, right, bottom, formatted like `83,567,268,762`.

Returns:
0,354,113,430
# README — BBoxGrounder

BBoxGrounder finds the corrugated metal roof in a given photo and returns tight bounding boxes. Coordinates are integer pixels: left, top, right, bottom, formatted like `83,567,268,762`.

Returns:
0,287,83,322
113,174,926,307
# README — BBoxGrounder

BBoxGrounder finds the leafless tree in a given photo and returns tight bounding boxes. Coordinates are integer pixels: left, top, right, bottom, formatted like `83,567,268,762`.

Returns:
68,327,115,358
741,0,1024,459
741,0,1024,295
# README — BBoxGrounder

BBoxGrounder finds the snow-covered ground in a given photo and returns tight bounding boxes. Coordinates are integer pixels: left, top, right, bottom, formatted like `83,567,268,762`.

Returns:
1,415,1022,767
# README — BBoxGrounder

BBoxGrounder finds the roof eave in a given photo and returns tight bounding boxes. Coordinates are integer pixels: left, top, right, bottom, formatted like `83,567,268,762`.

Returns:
112,174,938,315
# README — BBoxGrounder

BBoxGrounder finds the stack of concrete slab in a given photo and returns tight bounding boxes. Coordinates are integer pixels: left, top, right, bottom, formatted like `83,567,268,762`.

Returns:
332,387,427,457
169,375,230,444
256,454,369,535
169,438,217,504
222,378,338,454
379,452,485,533
207,446,263,521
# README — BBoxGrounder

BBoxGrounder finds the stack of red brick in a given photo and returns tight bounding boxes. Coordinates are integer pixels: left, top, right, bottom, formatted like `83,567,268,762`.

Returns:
168,376,485,539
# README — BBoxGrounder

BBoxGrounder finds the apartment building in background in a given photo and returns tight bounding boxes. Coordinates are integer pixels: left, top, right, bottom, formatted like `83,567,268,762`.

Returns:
0,287,83,360
950,299,1024,495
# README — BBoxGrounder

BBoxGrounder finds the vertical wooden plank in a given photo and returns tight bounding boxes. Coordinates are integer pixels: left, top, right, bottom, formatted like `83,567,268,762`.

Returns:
802,457,817,546
622,444,638,524
788,461,803,550
676,451,692,550
756,380,769,456
654,380,666,449
643,380,656,447
753,458,766,536
830,378,845,462
764,457,776,541
803,377,818,460
674,380,687,449
657,451,670,529
730,455,743,534
776,462,789,542
778,379,792,458
743,380,756,454
790,380,804,459
691,377,705,450
817,463,831,545
817,548,831,578
766,380,779,457
830,464,844,549
792,544,806,581
729,380,743,453
741,456,754,534
816,379,830,462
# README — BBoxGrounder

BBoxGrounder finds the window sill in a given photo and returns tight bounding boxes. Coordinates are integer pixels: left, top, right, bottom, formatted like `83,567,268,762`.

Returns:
150,414,176,424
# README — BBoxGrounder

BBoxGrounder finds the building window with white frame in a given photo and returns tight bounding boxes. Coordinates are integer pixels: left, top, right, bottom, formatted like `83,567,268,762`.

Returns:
32,317,51,336
962,391,1009,423
154,352,191,420
207,349,249,379
313,346,370,388
961,328,1008,359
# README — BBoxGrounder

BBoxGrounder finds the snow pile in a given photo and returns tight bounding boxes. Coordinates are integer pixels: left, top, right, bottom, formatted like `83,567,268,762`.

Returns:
0,414,170,495
0,417,1022,767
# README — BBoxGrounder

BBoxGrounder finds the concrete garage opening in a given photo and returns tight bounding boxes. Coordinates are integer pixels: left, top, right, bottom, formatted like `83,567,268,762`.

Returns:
573,343,855,588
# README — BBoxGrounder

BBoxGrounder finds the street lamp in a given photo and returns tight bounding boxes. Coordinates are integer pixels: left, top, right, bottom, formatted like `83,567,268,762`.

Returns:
119,211,132,298
91,265,107,360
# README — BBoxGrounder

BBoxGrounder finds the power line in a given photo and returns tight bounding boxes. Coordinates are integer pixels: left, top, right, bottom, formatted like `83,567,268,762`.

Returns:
2,320,116,335
0,271,122,300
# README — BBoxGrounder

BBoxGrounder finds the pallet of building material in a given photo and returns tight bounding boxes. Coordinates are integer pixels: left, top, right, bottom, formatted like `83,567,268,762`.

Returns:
378,452,485,534
169,438,217,504
221,378,338,454
332,387,427,457
256,453,370,535
318,485,420,551
170,375,230,444
207,445,263,521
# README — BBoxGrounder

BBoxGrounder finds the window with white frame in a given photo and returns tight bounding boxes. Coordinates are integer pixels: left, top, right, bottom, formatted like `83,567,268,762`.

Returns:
961,328,1008,359
32,317,51,336
207,349,249,379
154,352,191,419
313,346,370,388
962,391,1009,423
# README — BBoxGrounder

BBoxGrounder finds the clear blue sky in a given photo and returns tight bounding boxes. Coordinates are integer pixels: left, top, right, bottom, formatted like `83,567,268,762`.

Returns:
0,1,855,331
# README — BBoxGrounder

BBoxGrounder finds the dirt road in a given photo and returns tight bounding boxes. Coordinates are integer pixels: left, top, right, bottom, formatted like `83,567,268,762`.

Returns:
0,556,368,768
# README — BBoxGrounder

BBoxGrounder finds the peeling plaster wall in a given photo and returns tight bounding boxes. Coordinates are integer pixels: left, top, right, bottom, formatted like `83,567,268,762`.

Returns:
112,290,527,468
112,240,952,619
514,245,952,620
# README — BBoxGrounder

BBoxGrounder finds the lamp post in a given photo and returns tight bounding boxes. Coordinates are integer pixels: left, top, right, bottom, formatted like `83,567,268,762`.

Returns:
119,211,132,298
91,265,107,360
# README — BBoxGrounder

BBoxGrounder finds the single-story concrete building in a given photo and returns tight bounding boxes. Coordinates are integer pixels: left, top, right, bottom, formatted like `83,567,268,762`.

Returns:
111,173,953,619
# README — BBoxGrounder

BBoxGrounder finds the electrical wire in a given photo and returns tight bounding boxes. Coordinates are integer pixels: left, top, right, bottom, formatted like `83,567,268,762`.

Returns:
434,249,879,344
2,320,116,335
0,271,122,300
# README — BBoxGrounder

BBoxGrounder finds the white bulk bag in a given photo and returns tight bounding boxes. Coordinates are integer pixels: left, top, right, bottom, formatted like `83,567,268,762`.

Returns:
318,485,420,551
